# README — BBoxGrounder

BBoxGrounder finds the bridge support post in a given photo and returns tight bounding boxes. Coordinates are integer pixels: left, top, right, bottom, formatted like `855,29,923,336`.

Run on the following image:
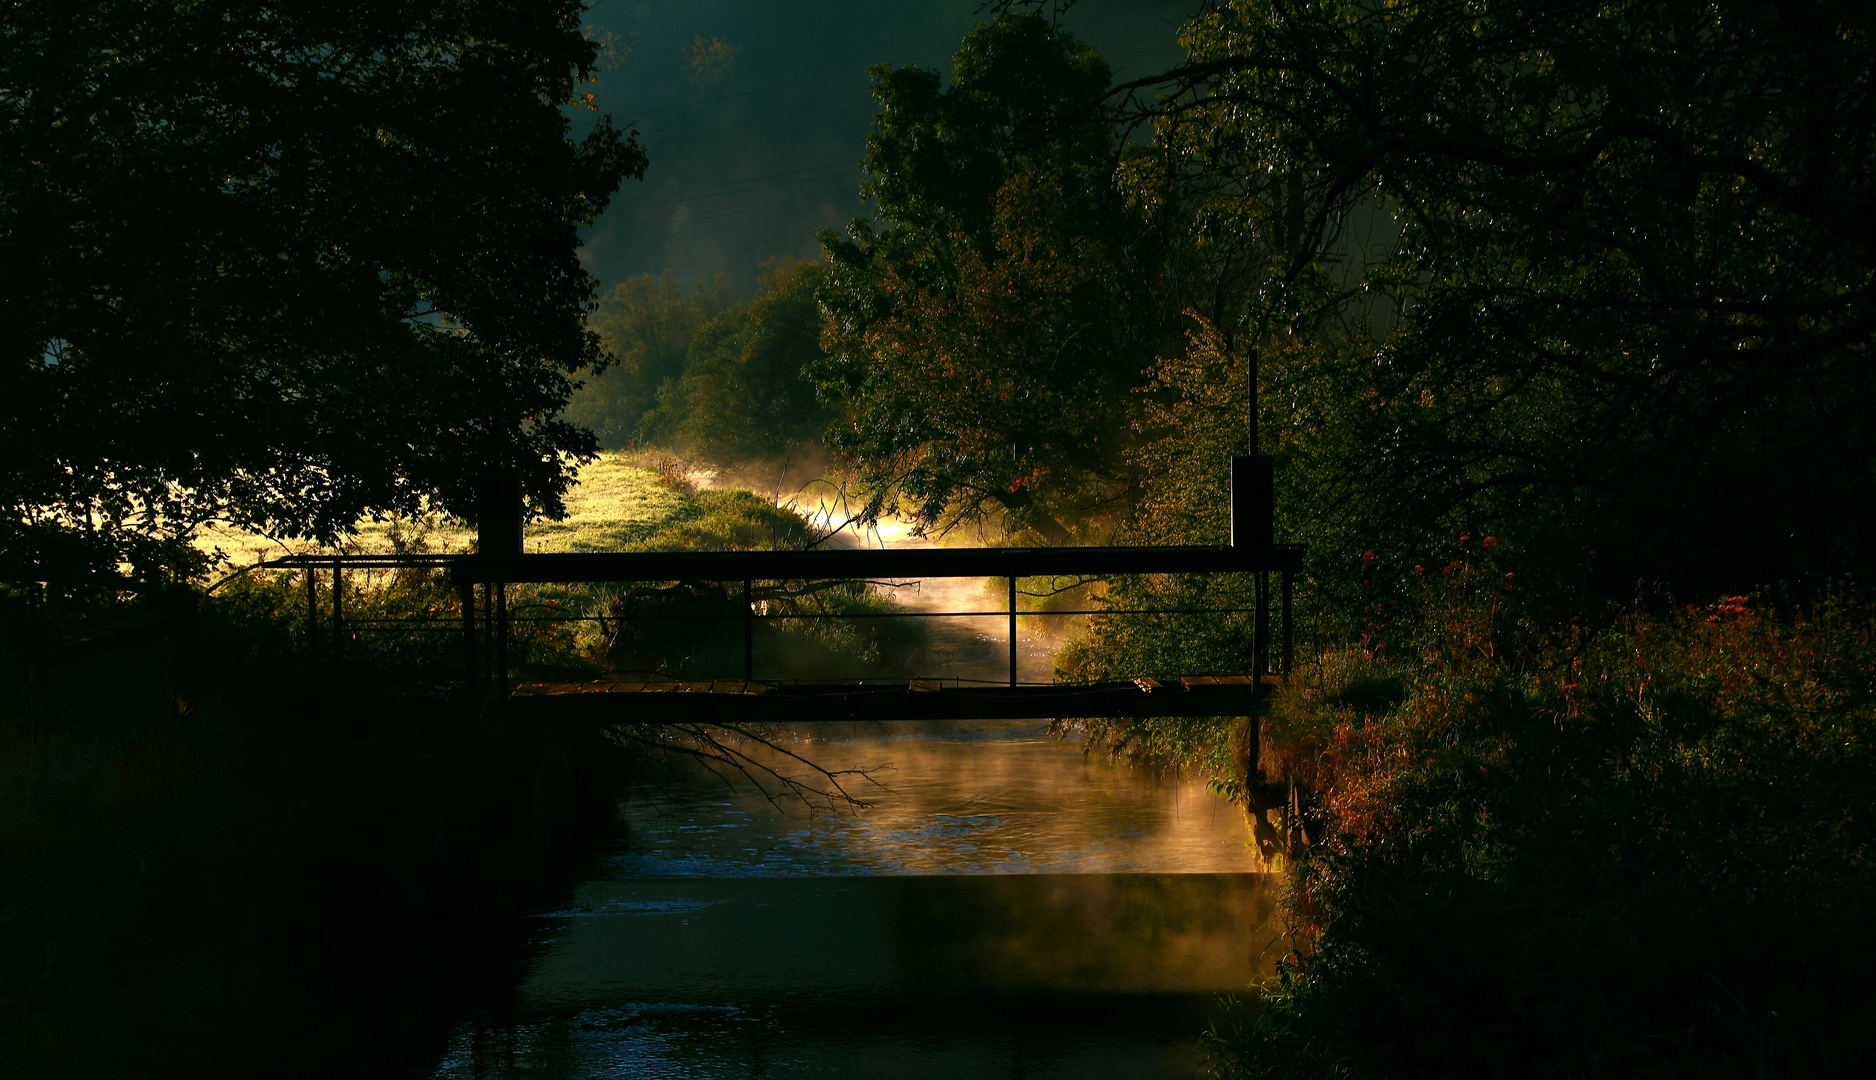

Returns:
1008,576,1018,688
742,579,753,682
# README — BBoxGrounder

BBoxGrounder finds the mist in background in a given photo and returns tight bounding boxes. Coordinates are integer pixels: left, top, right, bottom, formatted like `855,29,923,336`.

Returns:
573,0,1195,297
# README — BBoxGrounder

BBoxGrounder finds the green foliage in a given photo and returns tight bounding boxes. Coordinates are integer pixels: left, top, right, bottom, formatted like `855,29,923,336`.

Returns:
1154,0,1876,598
1209,586,1876,1079
554,483,925,681
566,271,740,448
1,0,646,597
815,13,1158,542
1050,315,1270,768
645,259,832,465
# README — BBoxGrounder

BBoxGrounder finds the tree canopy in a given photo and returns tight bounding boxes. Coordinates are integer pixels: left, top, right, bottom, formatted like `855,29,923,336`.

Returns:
647,259,831,467
815,13,1156,543
565,271,739,449
1127,0,1876,595
1,0,645,593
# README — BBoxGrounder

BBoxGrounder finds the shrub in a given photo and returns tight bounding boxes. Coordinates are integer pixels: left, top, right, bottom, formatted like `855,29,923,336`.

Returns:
1213,586,1876,1079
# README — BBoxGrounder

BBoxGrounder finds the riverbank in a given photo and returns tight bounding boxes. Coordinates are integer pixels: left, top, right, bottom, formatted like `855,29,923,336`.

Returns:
1199,585,1876,1078
0,606,630,1079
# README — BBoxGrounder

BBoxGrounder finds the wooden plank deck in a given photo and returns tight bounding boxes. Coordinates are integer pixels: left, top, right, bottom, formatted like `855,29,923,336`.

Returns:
507,675,1275,723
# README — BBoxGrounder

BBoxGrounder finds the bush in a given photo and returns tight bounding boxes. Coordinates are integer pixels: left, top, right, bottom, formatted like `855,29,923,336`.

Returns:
1211,583,1876,1079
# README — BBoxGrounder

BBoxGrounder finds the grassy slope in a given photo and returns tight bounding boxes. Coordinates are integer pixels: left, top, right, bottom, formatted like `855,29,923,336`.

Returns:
194,452,752,562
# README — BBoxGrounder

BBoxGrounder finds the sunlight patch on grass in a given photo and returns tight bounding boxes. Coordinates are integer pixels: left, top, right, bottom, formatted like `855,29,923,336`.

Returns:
526,455,702,553
192,453,779,563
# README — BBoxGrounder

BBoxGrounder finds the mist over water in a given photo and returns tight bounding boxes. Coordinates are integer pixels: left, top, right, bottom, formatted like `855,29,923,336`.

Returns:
429,724,1276,1079
574,0,1194,295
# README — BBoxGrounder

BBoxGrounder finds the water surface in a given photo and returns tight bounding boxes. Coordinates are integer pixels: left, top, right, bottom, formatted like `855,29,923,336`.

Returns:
431,722,1280,1079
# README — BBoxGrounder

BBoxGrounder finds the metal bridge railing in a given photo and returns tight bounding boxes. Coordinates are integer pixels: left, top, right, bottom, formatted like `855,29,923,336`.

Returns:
266,544,1303,699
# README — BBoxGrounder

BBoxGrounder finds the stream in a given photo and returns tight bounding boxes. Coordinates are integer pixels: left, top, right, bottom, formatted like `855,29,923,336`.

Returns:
427,525,1278,1079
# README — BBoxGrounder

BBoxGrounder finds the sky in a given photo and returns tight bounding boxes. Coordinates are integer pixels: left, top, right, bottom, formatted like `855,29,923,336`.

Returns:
571,0,1197,298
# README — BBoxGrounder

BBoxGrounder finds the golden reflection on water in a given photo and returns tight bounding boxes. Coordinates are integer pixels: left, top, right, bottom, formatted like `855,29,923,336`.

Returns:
433,723,1281,1080
609,724,1268,877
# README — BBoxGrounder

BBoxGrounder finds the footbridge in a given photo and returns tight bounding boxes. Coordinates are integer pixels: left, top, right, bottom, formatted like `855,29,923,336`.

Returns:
274,455,1300,723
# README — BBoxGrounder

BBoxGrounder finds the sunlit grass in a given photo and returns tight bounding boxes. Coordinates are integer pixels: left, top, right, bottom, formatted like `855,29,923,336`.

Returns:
193,452,790,563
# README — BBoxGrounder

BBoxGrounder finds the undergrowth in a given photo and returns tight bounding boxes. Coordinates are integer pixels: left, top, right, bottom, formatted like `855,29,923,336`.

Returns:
1207,571,1876,1079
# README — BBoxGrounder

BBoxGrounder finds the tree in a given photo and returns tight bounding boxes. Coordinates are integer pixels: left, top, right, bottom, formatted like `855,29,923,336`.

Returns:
1119,0,1876,596
647,259,831,466
814,13,1157,543
1,0,646,594
564,271,738,449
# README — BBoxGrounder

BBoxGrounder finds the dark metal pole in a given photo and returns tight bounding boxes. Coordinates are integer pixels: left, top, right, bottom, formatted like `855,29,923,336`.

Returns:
460,579,478,698
742,579,753,682
1281,568,1294,677
331,557,344,666
1008,576,1018,688
494,582,509,696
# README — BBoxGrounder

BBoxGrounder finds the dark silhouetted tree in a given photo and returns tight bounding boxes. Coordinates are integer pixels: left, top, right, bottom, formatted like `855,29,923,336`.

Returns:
1,0,646,594
1121,0,1876,596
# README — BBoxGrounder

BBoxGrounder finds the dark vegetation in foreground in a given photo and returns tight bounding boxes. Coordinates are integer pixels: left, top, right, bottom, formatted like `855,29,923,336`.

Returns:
0,488,922,1077
1076,569,1876,1078
0,589,630,1079
7,2,1874,1077
1251,584,1876,1078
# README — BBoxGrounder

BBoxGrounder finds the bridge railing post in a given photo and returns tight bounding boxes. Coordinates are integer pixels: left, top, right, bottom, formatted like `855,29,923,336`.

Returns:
1008,576,1018,688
